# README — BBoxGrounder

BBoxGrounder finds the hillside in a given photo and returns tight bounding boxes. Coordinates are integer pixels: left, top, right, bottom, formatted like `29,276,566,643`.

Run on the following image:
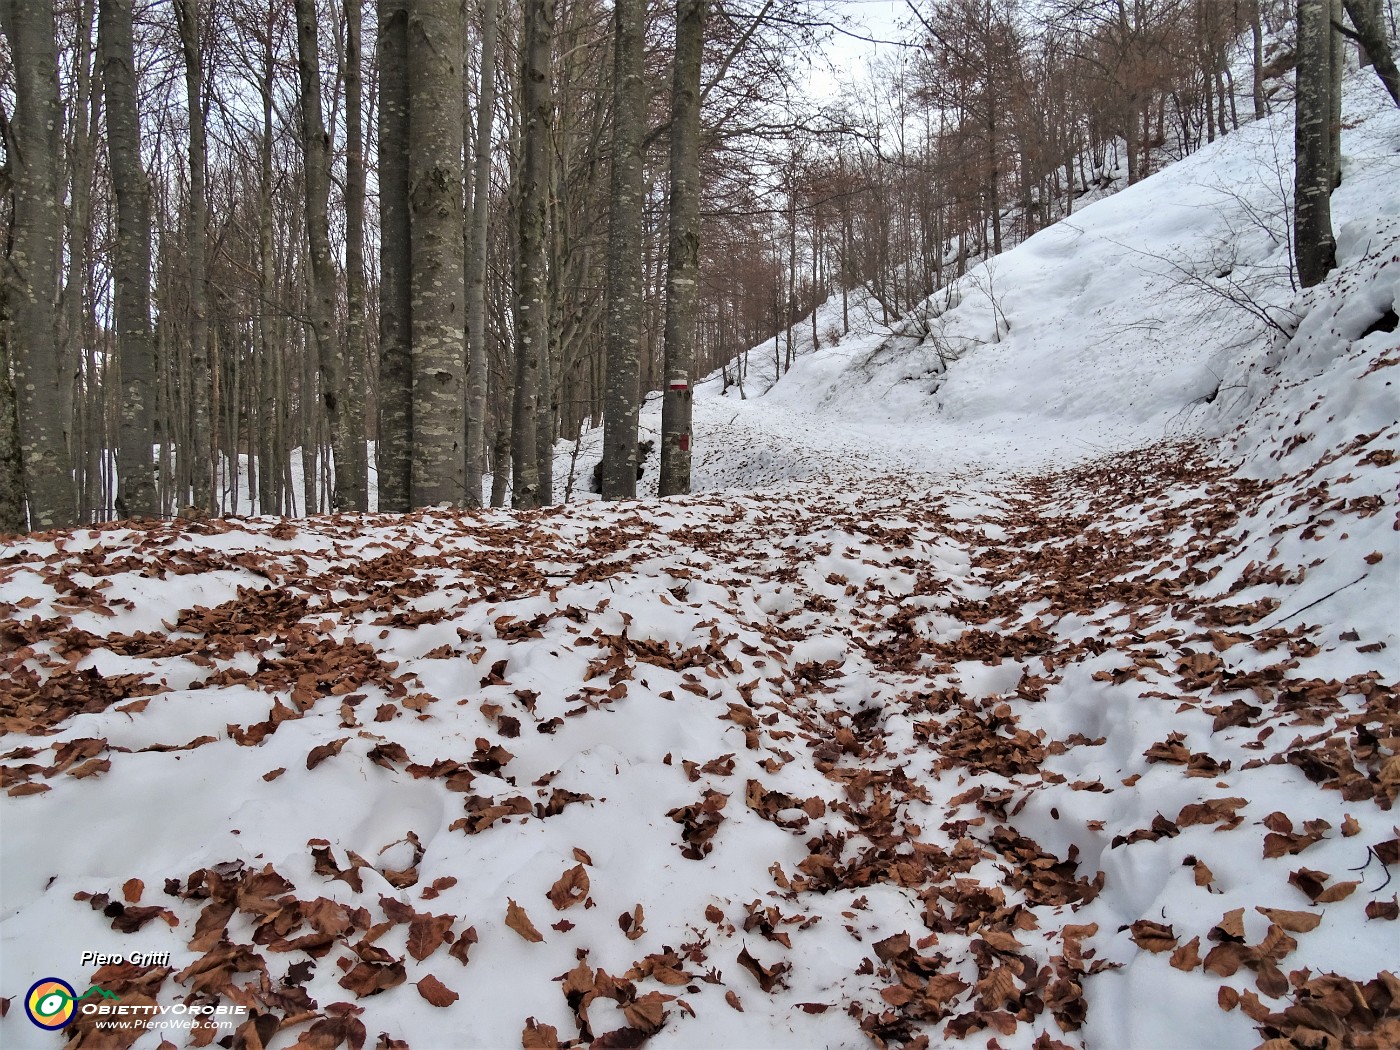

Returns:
1,70,1398,1050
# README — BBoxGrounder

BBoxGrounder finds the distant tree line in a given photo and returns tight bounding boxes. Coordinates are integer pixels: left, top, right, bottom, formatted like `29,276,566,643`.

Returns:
0,0,1393,530
0,0,826,529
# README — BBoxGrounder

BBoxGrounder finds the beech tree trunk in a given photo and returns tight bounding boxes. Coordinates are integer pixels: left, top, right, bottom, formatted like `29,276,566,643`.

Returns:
659,0,706,497
341,0,370,511
101,0,159,519
1342,0,1399,105
600,0,645,500
256,17,284,515
513,0,554,509
407,0,467,507
2,0,76,529
465,0,499,508
1329,0,1343,190
1295,0,1337,286
295,0,363,511
0,291,22,532
1252,0,1267,120
377,0,413,511
61,0,97,518
174,0,214,514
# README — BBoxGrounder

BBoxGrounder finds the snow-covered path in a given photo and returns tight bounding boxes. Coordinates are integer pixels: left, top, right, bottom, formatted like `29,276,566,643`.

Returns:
2,415,1395,1050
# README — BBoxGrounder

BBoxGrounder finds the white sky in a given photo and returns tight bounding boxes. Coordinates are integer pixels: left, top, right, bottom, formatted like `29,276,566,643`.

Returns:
806,0,916,100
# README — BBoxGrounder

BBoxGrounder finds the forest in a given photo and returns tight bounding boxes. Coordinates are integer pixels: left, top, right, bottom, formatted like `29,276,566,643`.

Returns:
1,1,1399,1048
7,0,1391,529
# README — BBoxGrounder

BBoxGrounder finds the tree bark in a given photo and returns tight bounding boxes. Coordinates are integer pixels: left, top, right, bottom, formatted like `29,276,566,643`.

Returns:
465,0,499,508
341,0,370,510
659,0,705,497
100,0,159,519
256,18,278,514
1342,0,1400,105
295,0,361,512
2,0,77,529
377,0,413,511
0,282,22,532
600,0,645,500
1329,0,1343,190
60,0,97,519
403,0,467,507
536,273,554,504
1251,0,1267,119
1295,0,1337,286
174,0,214,514
407,0,467,507
512,0,554,508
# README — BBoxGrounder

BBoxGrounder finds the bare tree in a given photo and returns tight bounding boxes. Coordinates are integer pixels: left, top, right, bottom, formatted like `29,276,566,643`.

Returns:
2,0,77,529
659,0,706,497
341,0,370,511
377,0,413,511
1342,0,1400,105
1295,0,1337,286
600,0,645,499
0,251,22,531
174,0,215,513
101,0,159,518
465,0,500,508
512,0,554,508
407,0,468,507
295,0,365,510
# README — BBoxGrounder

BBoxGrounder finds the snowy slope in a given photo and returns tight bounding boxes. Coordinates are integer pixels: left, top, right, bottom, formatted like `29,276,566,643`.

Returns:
2,72,1398,1050
614,67,1397,494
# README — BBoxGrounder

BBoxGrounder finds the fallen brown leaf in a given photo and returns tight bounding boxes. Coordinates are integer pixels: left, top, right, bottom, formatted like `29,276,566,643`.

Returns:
547,864,589,911
736,946,788,993
1129,919,1176,953
505,899,544,943
307,738,349,770
521,1018,560,1049
406,913,455,961
1255,907,1321,933
1170,936,1201,971
416,973,459,1007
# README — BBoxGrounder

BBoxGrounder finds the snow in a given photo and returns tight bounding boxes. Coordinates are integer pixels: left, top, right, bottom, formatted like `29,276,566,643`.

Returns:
3,71,1399,1050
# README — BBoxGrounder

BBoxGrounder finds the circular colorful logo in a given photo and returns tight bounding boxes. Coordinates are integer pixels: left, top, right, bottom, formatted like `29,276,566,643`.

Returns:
25,978,77,1030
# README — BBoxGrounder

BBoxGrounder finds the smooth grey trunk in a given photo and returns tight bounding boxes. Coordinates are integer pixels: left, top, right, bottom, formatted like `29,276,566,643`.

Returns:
407,0,467,507
341,0,370,511
174,0,214,513
535,317,553,503
1295,0,1337,286
377,0,413,511
659,0,706,497
600,0,645,500
1252,0,1267,119
512,0,553,509
491,422,511,507
1342,0,1400,104
1329,0,1343,190
464,0,499,508
0,287,22,532
256,20,280,514
60,0,95,511
785,196,796,372
3,0,76,530
100,0,158,519
295,0,360,512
